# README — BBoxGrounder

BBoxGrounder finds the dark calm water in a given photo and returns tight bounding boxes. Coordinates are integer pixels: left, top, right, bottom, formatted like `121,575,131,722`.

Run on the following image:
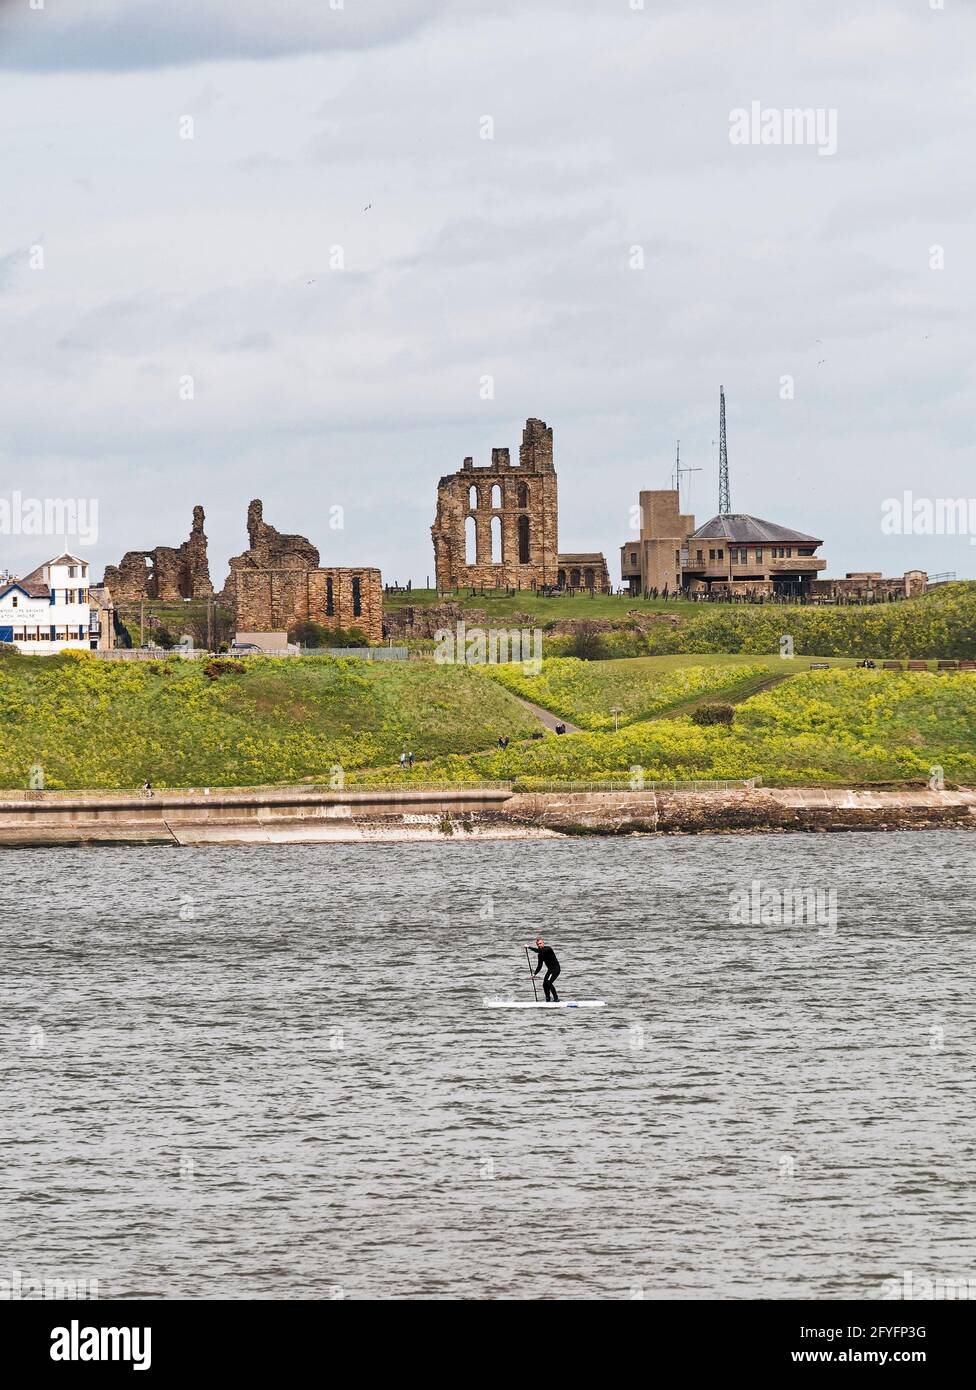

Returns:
2,831,974,1300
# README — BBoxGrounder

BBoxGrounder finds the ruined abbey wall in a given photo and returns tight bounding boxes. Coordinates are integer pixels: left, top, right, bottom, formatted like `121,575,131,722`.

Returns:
225,500,382,642
432,418,559,590
102,505,213,602
233,567,383,643
223,499,320,587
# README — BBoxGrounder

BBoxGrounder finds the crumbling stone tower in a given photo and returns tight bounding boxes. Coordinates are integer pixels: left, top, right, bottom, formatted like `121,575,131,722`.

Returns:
102,505,214,601
224,499,321,585
431,417,559,590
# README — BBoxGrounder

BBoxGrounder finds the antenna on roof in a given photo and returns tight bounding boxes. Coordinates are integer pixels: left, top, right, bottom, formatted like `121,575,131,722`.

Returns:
718,386,731,516
671,439,701,514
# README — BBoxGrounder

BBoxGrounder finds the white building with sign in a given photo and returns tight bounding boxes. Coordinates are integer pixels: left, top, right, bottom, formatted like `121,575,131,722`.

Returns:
0,553,97,653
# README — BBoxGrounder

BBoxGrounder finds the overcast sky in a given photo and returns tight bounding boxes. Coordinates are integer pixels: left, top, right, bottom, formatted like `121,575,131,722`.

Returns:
1,0,973,587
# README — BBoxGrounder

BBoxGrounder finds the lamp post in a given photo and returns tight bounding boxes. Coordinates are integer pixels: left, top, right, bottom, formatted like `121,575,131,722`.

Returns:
610,705,621,733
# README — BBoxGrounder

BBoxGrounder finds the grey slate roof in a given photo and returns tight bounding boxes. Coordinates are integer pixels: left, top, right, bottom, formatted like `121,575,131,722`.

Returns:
1,579,50,599
690,513,822,545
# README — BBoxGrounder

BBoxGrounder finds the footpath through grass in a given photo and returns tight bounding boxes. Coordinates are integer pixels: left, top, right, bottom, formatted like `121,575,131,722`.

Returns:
358,667,976,789
2,649,974,791
483,654,857,730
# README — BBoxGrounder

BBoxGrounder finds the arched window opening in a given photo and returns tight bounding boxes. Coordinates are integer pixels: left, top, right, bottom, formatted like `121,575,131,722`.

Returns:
570,568,581,588
469,484,479,510
518,514,530,564
517,483,529,508
490,515,502,562
352,576,362,617
465,515,477,566
326,576,334,616
490,483,501,509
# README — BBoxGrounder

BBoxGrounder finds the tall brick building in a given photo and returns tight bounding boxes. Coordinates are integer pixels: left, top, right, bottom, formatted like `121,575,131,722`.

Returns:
432,416,610,592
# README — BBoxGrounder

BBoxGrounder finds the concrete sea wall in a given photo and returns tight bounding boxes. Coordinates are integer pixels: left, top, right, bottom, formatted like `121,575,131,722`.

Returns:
504,787,976,835
0,785,973,846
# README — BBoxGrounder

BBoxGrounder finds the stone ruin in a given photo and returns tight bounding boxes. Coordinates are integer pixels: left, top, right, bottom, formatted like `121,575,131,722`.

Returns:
101,498,382,643
431,416,611,593
223,499,320,585
224,499,383,644
432,417,559,591
102,505,213,602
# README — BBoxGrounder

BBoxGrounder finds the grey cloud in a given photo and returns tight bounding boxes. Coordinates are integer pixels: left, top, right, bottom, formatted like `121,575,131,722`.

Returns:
0,0,443,72
1,0,974,587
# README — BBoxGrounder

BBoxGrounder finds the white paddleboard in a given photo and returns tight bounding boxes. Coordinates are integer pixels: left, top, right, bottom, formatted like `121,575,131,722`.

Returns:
483,998,606,1009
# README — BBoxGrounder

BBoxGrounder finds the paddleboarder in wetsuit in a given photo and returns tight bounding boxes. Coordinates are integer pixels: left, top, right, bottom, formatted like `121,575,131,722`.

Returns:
532,937,560,1002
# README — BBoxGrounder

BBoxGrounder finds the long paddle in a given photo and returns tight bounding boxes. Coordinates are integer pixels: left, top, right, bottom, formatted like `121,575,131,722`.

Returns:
523,945,539,1002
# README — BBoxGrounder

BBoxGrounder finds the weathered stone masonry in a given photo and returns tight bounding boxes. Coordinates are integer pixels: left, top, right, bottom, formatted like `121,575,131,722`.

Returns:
225,500,383,643
431,416,611,592
432,418,560,590
103,498,382,643
102,505,214,602
233,568,382,642
225,499,320,580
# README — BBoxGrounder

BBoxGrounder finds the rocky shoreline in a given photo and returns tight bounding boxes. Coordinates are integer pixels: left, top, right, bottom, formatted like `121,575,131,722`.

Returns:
0,785,972,846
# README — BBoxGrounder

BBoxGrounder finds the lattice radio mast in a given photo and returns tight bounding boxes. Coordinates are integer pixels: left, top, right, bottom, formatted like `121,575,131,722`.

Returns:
718,385,731,515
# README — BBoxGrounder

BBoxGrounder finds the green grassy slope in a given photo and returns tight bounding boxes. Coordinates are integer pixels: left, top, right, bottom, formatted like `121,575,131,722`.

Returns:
0,652,538,790
389,583,976,660
384,587,702,619
364,668,976,789
483,654,857,730
3,651,974,791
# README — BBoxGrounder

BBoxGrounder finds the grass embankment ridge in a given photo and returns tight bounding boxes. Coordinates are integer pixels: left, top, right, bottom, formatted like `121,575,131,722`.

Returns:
482,655,860,730
2,649,974,791
0,652,537,790
390,582,976,661
356,666,976,790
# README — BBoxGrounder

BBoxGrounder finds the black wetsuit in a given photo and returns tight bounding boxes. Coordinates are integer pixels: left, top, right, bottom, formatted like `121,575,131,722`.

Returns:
533,945,561,1002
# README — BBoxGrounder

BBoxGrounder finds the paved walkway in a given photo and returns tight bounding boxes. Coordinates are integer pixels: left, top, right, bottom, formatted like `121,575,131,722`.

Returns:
512,695,582,734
